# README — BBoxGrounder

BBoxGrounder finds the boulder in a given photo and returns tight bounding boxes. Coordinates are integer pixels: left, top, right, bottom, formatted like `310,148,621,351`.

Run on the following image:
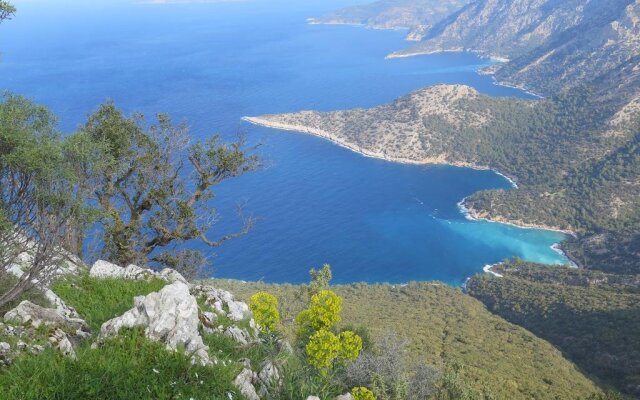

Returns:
98,281,210,365
122,264,155,280
4,300,90,335
49,328,76,359
90,260,187,284
306,397,321,400
233,368,260,400
200,311,218,328
191,285,250,321
90,260,126,279
336,394,353,400
159,268,188,284
224,326,251,345
257,360,281,397
0,342,10,353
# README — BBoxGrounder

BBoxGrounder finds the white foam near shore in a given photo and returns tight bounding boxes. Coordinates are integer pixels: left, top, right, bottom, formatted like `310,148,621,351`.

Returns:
551,243,578,268
483,264,504,277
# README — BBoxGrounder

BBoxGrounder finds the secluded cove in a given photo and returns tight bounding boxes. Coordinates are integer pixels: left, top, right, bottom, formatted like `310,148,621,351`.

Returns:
0,0,567,285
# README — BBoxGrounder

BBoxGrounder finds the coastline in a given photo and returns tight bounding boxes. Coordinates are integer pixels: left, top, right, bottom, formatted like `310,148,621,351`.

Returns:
243,115,578,241
483,263,504,277
457,197,578,267
456,197,576,236
385,48,510,63
386,48,546,99
243,116,518,188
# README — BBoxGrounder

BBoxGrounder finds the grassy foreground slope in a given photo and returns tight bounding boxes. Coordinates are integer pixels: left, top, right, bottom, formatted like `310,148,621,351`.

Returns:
208,279,599,399
0,277,244,399
467,261,640,396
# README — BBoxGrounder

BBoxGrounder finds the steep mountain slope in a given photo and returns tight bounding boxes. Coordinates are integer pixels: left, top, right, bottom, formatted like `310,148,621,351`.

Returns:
390,0,640,102
309,0,471,41
467,260,640,396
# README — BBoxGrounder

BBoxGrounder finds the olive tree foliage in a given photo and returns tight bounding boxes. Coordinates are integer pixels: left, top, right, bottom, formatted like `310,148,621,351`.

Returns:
0,95,84,309
67,102,258,275
0,1,15,23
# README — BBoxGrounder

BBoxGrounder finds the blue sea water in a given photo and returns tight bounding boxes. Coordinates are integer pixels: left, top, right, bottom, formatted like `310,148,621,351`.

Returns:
0,0,568,285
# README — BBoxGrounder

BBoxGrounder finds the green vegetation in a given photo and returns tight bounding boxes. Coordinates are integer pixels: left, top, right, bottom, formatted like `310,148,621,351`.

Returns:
0,328,242,400
0,271,50,315
0,276,246,399
208,278,601,399
52,275,166,331
466,260,640,397
250,292,281,333
68,102,259,272
0,1,15,23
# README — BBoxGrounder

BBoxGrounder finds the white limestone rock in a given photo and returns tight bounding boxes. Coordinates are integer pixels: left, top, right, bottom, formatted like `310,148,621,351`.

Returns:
97,281,210,365
224,326,251,345
89,260,126,279
49,328,76,359
233,368,260,400
191,285,250,321
257,360,281,397
4,300,89,335
159,268,188,284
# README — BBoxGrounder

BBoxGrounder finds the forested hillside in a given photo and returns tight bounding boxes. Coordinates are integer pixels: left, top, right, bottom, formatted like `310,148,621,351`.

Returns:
210,278,601,400
467,260,640,396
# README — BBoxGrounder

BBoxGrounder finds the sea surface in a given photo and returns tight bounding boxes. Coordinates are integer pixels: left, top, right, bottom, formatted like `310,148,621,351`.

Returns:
0,0,568,284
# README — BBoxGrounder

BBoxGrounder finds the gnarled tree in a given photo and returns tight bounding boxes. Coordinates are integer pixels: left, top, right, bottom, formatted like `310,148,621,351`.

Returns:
68,102,258,276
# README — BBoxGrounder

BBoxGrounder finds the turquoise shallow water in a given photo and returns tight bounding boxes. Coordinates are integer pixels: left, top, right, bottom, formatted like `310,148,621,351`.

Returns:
1,0,568,284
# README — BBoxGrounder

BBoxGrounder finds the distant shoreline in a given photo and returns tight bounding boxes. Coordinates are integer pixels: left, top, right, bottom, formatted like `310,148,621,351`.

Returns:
456,197,576,236
243,116,518,186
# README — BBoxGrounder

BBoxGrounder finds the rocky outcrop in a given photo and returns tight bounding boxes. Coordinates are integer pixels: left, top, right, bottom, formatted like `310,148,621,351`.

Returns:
97,281,211,365
233,361,282,400
256,361,281,397
4,249,85,282
191,284,250,321
234,368,260,400
89,260,187,284
4,300,89,336
1,301,89,362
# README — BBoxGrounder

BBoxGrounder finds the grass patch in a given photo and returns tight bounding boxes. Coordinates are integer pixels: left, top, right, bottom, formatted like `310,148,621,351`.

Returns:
53,275,167,331
0,328,243,400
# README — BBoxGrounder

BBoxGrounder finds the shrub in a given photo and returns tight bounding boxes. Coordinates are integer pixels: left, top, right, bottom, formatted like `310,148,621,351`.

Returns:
306,329,341,372
249,291,280,333
338,331,363,363
295,289,342,336
352,386,376,400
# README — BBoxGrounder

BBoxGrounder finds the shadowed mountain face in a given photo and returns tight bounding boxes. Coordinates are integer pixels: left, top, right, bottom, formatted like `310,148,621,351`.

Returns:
392,0,640,101
310,0,472,41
